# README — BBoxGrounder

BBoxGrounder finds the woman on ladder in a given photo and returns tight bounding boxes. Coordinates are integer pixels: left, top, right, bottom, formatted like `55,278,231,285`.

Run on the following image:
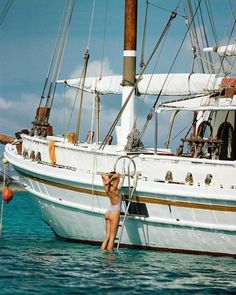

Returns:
101,172,121,251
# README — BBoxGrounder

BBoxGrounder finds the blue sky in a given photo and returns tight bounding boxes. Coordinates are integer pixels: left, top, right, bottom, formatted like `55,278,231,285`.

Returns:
0,0,235,154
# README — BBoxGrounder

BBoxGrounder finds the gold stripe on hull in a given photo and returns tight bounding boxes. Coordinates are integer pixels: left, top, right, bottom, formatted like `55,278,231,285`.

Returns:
25,173,236,213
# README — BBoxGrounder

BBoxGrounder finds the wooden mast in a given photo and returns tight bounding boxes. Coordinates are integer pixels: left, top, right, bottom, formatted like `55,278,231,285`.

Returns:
116,0,137,145
123,0,137,86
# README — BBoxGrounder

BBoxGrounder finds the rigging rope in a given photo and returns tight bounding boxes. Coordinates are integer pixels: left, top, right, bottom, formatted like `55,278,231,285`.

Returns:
37,0,75,127
205,0,232,73
170,119,193,143
194,2,208,72
227,54,236,75
205,0,236,77
197,2,214,73
86,0,96,50
63,82,78,143
0,198,3,237
152,0,203,108
148,0,185,18
140,0,149,69
100,0,108,78
135,32,169,141
136,0,203,145
74,0,97,142
89,95,96,144
226,0,236,22
0,0,13,25
64,0,96,142
184,0,205,73
0,160,8,237
46,1,75,109
63,84,67,141
74,51,90,143
224,2,236,76
216,16,236,76
205,0,225,73
169,110,206,146
99,10,178,150
205,0,219,46
40,1,71,103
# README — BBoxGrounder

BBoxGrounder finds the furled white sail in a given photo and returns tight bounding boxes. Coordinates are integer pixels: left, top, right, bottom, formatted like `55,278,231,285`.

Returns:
58,73,223,96
61,75,123,95
137,74,222,96
158,95,236,111
203,44,236,56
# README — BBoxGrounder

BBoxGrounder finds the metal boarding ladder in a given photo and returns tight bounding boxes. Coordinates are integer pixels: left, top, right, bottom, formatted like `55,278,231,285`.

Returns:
113,156,138,250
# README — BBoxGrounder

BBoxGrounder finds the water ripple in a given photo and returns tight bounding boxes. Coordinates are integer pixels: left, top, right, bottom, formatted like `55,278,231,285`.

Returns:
0,193,235,294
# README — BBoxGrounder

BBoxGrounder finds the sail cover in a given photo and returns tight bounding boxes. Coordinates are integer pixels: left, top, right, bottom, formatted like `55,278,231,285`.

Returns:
57,73,223,96
157,95,236,111
203,44,236,56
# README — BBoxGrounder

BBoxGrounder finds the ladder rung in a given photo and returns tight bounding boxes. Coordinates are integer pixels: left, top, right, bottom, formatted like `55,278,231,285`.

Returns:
126,213,146,217
120,212,146,217
115,168,139,250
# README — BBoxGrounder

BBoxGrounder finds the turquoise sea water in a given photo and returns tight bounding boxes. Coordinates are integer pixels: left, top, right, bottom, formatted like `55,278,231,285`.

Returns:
0,192,235,295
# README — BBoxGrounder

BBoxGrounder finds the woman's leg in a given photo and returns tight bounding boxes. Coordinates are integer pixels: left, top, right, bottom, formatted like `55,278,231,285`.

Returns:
101,218,111,250
106,210,120,251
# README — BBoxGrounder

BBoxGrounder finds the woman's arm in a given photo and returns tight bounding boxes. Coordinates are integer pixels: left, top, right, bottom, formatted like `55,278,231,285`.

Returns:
109,172,120,182
109,173,120,190
101,172,109,186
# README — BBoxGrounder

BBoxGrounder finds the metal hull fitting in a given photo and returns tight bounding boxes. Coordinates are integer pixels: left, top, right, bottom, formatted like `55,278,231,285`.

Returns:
5,141,236,257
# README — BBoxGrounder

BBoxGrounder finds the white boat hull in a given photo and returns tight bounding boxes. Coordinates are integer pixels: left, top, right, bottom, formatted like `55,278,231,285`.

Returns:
30,184,236,255
4,138,236,256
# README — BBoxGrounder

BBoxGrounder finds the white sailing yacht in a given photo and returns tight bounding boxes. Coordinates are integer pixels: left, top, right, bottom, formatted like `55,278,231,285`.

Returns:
3,0,236,256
